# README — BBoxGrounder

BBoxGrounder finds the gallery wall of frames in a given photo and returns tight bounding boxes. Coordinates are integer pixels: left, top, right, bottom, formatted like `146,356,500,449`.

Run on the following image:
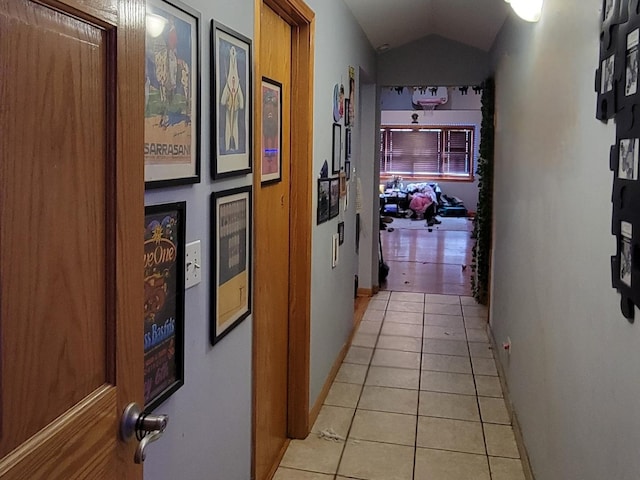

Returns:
143,0,254,407
142,0,360,408
597,0,640,320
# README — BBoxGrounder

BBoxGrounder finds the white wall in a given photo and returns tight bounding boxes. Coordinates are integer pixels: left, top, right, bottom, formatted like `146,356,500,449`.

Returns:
380,110,481,210
306,0,376,407
143,0,374,478
490,1,640,479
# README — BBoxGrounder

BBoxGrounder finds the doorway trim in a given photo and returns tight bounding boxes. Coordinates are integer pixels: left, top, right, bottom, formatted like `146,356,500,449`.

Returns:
252,0,315,449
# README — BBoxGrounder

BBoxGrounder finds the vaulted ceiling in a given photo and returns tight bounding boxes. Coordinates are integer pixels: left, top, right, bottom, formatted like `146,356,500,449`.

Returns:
343,0,510,52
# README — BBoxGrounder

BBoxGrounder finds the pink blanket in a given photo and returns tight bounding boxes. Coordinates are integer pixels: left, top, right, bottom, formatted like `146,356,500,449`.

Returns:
409,186,437,214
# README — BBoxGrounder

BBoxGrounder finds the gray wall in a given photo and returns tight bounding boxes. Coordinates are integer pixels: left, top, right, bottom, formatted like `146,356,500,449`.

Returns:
143,1,253,479
357,82,380,292
306,0,376,407
490,1,640,479
378,34,491,87
143,1,375,478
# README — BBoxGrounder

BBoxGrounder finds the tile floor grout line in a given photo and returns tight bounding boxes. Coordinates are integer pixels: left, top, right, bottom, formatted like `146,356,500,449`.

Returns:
463,305,494,480
331,298,388,479
411,294,427,480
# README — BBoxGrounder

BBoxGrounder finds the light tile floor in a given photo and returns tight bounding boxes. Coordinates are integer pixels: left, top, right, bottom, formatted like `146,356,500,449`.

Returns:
274,292,527,480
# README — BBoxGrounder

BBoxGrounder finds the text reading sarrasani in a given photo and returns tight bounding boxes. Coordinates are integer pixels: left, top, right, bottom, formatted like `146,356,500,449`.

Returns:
144,143,191,156
144,317,176,351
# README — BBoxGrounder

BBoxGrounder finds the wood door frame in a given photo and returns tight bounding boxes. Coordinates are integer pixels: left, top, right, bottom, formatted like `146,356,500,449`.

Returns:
252,0,314,446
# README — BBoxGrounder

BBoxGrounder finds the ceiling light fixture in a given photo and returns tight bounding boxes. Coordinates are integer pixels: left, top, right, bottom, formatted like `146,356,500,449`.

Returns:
377,43,390,53
504,0,543,22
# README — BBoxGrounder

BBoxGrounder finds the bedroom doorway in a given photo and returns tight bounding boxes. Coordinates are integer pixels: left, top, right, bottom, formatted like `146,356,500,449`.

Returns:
377,84,481,296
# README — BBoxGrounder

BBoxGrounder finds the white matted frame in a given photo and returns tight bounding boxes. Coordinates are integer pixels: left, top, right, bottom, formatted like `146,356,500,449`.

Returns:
212,20,253,179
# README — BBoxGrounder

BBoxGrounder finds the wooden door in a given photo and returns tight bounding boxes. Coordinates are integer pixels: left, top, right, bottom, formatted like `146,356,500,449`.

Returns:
0,0,144,478
254,6,292,480
253,0,314,478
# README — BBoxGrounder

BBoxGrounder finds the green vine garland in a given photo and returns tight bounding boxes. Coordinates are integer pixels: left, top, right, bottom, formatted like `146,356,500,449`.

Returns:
471,78,495,305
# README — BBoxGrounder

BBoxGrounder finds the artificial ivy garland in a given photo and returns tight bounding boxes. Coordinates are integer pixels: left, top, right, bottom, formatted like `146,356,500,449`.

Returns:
471,78,495,305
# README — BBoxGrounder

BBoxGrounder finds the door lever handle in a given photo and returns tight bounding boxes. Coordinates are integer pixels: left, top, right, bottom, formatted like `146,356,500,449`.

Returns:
120,403,169,464
135,429,164,463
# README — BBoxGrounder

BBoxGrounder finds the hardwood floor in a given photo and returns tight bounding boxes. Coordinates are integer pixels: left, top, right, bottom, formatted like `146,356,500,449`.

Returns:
379,217,474,295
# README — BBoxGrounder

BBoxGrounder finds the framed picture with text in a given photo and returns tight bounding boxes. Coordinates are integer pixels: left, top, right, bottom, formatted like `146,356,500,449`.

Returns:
212,21,252,179
144,202,186,410
261,77,282,184
210,186,252,345
144,0,201,189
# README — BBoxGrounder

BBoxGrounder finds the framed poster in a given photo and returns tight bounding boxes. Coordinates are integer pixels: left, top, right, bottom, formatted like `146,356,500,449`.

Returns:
317,178,330,224
211,186,252,345
329,177,340,219
261,77,282,184
212,21,252,179
332,123,342,174
145,0,201,189
144,202,186,410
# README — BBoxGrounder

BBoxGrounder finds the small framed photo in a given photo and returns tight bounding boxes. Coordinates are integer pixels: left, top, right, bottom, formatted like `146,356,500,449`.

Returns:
329,177,340,219
621,221,633,287
210,186,252,345
602,0,619,28
332,123,342,174
145,0,201,189
346,127,352,159
338,221,345,245
602,54,616,95
626,29,639,97
344,98,350,127
212,21,252,179
332,233,339,268
261,77,282,184
345,160,351,180
619,138,639,179
144,202,186,410
339,171,347,198
317,178,330,224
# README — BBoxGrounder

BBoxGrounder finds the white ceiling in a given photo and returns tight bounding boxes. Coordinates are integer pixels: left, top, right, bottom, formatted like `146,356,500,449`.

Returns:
343,0,510,52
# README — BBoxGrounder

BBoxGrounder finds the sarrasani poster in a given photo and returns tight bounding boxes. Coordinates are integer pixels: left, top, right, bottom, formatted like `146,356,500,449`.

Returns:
144,0,199,186
143,203,185,409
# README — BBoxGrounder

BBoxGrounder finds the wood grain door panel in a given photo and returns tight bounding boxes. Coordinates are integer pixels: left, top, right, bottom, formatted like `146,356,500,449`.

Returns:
0,0,144,477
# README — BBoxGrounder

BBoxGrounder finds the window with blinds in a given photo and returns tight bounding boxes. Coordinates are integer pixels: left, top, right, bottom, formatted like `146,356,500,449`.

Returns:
380,126,475,181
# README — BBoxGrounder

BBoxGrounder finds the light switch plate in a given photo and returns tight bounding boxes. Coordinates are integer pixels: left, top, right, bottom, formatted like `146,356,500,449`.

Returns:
185,240,201,289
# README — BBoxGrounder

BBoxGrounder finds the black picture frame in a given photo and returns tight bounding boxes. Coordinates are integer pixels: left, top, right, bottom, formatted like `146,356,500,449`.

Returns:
344,98,351,127
210,186,252,345
144,0,201,189
260,76,283,184
144,201,186,410
346,127,352,159
317,178,331,224
338,221,345,245
212,21,253,179
345,160,351,181
332,123,342,174
329,177,340,219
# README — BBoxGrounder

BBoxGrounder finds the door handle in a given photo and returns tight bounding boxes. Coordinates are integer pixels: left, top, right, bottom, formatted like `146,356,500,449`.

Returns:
120,402,169,464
